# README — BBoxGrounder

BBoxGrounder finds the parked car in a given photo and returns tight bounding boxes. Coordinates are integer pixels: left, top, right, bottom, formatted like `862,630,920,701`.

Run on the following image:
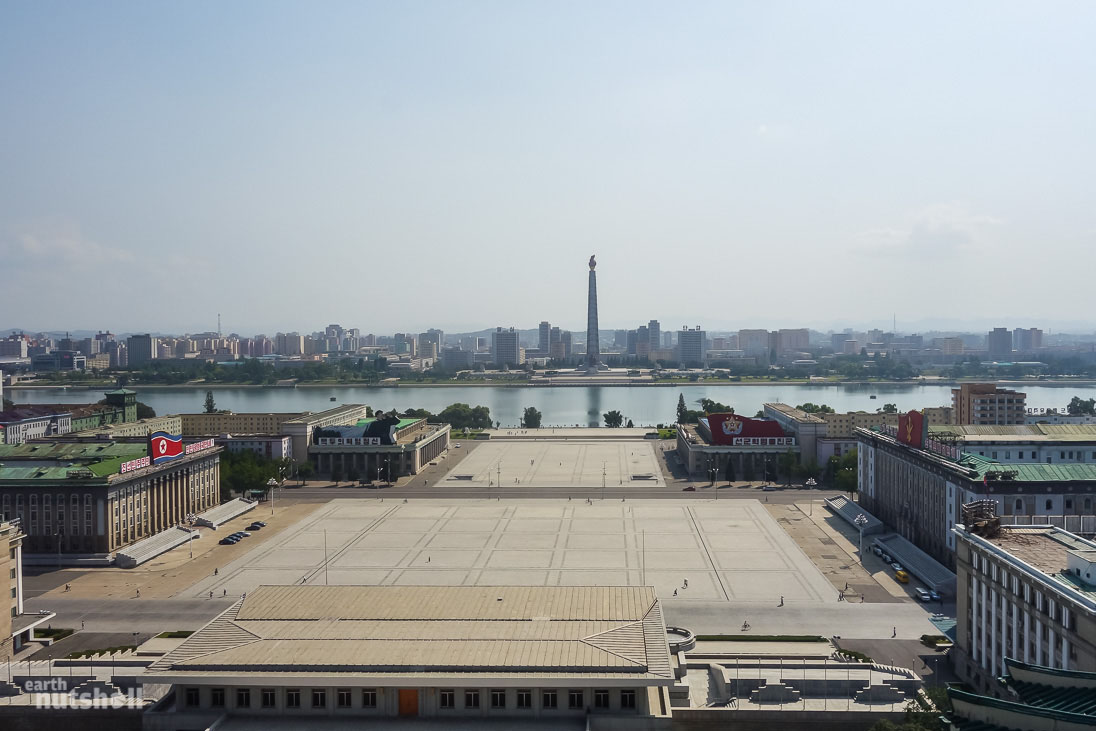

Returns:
251,521,267,528
928,590,942,602
454,443,462,448
247,523,263,531
872,546,883,556
682,486,696,492
895,570,910,584
219,537,239,545
890,562,903,572
882,553,892,563
761,485,776,491
914,587,931,602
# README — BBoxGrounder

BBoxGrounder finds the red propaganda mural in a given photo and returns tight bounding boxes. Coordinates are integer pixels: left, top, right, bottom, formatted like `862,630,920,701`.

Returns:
707,413,792,446
897,410,926,448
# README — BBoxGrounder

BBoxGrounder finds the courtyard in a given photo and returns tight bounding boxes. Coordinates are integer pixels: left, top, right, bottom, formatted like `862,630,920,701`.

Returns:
185,499,834,605
438,440,667,488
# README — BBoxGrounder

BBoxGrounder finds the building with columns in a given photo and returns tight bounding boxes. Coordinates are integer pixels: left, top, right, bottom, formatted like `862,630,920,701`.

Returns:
0,439,221,562
309,416,450,482
676,413,796,481
952,522,1096,694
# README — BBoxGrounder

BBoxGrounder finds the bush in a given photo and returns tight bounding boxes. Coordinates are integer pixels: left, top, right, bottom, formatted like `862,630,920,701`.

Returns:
157,631,193,639
36,627,73,640
920,634,950,647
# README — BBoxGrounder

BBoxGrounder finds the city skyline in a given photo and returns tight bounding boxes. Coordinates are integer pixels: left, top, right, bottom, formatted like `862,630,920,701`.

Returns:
3,2,1095,333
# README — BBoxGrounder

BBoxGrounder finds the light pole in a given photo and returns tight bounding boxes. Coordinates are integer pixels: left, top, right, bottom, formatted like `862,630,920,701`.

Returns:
854,514,868,564
267,478,278,516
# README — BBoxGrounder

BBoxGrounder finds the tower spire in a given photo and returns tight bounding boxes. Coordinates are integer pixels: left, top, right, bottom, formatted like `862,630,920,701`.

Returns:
585,255,601,372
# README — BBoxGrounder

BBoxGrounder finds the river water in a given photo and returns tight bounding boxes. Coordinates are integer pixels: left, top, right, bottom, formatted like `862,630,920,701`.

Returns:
10,383,1096,428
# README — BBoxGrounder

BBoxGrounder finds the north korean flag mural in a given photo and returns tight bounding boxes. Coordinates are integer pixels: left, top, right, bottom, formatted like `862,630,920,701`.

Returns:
149,432,184,464
707,413,790,446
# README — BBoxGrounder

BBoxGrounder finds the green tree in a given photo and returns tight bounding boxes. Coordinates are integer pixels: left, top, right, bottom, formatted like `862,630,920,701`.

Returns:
796,402,834,414
136,401,156,419
203,390,217,414
829,449,858,492
697,401,732,416
676,393,688,424
603,410,624,428
296,461,314,485
522,406,543,428
881,402,899,413
777,449,798,485
1068,396,1096,416
743,460,756,482
626,418,634,428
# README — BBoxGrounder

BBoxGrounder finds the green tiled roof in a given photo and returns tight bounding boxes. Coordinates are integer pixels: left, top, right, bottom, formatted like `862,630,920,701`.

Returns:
1012,680,1096,715
957,453,1096,483
0,441,146,482
355,417,421,430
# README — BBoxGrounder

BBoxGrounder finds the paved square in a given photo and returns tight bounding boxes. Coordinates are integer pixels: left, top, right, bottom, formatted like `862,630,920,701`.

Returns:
439,441,666,487
186,499,837,606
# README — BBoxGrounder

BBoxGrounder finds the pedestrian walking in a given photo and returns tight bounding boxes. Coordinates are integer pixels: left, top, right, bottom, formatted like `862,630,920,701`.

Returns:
892,626,897,638
779,596,784,606
65,583,70,592
214,568,218,576
844,581,849,591
81,620,85,630
136,588,140,598
224,588,227,597
673,589,677,597
209,590,213,599
684,578,689,588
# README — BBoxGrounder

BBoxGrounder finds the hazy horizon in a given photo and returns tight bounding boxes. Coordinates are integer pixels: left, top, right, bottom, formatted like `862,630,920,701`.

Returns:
3,1,1094,334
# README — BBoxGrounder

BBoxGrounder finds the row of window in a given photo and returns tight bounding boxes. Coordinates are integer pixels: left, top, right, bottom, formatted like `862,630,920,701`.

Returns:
186,687,636,711
439,688,633,710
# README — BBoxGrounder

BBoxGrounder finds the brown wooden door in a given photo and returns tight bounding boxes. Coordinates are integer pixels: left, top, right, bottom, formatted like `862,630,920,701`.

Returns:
398,689,418,716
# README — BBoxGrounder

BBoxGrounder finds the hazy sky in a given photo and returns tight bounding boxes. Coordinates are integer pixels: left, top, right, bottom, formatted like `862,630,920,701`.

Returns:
2,1,1094,336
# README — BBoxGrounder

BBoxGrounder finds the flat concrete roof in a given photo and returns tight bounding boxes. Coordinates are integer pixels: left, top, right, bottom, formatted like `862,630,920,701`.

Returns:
440,440,665,488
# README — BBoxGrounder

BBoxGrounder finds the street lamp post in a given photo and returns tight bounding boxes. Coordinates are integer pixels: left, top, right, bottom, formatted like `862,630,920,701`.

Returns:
854,513,868,564
267,478,278,516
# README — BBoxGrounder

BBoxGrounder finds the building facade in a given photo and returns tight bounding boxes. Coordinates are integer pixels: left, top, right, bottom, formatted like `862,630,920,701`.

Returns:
678,328,706,367
180,412,304,437
857,424,1096,571
310,416,450,480
952,384,1027,425
142,586,673,729
0,440,221,560
953,522,1096,694
491,327,521,368
126,334,158,367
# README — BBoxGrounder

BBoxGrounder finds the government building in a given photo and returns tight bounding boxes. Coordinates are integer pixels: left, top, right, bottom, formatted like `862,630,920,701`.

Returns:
143,586,674,730
309,413,450,481
857,412,1096,571
0,438,222,561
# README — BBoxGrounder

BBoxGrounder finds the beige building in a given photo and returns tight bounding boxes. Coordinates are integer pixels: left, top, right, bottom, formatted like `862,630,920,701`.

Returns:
181,412,304,437
142,585,674,729
953,522,1096,694
280,404,373,464
1,520,50,660
70,415,183,439
953,383,1027,425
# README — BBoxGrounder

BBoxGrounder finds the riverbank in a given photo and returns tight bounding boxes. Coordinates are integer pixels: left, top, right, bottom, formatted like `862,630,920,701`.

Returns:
11,377,1096,391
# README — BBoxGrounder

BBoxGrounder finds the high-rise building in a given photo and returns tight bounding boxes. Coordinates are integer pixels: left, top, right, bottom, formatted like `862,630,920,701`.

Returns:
1013,327,1044,353
614,330,628,348
626,330,638,356
678,327,706,366
585,255,601,371
952,383,1027,425
492,327,522,367
126,334,157,367
987,328,1013,360
647,320,660,353
662,331,673,349
738,329,769,357
778,328,810,353
538,322,551,353
636,326,650,360
562,330,572,357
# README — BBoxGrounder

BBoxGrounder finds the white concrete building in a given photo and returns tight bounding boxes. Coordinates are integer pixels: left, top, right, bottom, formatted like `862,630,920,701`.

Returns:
953,523,1096,694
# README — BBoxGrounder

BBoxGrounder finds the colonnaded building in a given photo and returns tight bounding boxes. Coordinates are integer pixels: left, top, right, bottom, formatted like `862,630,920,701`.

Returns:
143,586,674,730
309,413,451,481
676,413,796,479
0,437,221,561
